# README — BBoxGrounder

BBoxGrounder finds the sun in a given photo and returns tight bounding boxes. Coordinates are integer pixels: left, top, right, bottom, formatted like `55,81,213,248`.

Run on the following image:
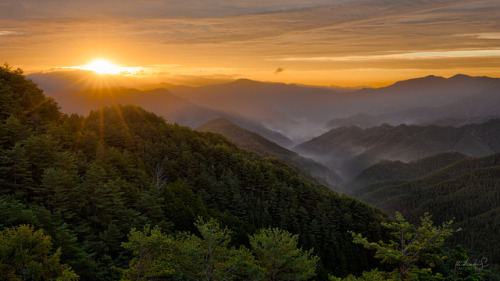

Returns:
77,59,142,75
83,59,123,75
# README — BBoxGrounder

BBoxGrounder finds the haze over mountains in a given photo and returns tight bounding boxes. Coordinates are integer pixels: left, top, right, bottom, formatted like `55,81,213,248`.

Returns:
29,71,500,189
5,65,500,280
197,118,343,187
296,120,500,182
5,0,500,278
30,71,500,139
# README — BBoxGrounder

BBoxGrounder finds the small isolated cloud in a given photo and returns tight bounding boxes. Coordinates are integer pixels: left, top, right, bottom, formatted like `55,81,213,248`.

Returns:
275,67,284,73
457,33,500,40
0,30,24,36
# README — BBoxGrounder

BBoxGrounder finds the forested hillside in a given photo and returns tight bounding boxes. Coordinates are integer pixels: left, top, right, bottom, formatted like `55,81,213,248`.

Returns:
352,153,500,273
197,118,343,187
344,152,469,192
0,66,390,280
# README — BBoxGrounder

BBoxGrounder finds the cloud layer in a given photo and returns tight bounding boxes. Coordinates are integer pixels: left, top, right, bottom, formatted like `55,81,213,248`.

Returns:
2,0,499,86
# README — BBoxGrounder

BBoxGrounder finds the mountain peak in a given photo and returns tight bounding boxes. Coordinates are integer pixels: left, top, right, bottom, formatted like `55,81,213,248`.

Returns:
390,75,446,87
449,74,471,79
231,78,261,85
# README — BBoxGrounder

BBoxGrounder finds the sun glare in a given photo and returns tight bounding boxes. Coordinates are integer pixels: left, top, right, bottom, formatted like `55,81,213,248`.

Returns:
78,59,142,75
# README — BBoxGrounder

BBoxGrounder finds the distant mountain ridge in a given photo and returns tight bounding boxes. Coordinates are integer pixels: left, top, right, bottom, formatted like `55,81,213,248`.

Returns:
153,74,500,140
326,74,500,129
295,119,500,181
28,71,500,186
28,77,294,147
29,71,500,144
197,118,343,187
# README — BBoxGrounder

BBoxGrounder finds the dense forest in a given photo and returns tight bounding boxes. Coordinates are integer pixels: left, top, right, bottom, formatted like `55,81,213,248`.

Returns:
0,65,391,280
351,153,500,275
3,65,499,280
344,152,470,192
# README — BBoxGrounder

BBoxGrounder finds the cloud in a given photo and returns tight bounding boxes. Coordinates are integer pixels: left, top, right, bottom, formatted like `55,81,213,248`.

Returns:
277,50,500,62
2,0,500,86
457,33,500,40
0,0,334,20
0,30,24,36
401,50,500,58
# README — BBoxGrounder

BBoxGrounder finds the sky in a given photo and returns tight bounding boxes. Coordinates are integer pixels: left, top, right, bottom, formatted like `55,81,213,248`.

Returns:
1,0,500,87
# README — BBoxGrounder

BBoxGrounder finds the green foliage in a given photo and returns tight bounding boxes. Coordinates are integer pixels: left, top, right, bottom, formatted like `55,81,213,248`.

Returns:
444,245,484,281
171,218,258,281
353,153,500,273
0,67,390,280
351,212,457,280
0,224,78,281
0,64,60,133
0,199,38,228
329,268,391,281
119,225,173,281
161,179,208,232
250,227,319,281
120,219,318,281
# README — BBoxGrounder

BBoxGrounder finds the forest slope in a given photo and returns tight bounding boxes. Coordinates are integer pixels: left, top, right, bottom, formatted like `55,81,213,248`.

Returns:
352,153,500,271
344,152,469,192
0,66,388,280
197,118,343,187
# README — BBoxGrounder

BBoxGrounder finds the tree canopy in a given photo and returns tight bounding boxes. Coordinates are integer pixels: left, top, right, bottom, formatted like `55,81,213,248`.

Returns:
0,65,388,279
0,224,79,281
120,218,318,281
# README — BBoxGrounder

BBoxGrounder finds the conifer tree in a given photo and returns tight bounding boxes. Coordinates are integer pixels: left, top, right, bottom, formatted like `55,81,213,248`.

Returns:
350,212,457,280
249,227,319,281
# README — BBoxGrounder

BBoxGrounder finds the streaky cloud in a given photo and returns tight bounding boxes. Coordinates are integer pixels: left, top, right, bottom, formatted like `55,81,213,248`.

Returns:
277,50,500,62
457,33,500,40
0,30,24,36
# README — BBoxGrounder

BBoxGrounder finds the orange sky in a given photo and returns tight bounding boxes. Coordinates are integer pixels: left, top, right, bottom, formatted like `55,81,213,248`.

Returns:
1,0,500,87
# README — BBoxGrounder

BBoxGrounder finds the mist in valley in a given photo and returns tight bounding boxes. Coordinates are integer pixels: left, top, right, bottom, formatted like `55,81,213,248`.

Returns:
27,71,500,192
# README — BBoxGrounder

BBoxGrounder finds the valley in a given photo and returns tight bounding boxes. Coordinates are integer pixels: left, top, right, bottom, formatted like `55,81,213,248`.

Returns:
2,67,498,279
4,0,500,279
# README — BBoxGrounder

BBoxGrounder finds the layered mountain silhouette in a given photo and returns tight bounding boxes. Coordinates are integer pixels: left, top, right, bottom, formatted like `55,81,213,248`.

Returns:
23,69,500,277
28,71,500,185
28,72,293,147
29,71,500,144
295,120,500,181
171,74,500,137
197,118,343,187
326,74,500,129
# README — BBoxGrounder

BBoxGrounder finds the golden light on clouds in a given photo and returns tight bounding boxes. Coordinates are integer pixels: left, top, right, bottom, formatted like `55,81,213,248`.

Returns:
1,0,500,86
